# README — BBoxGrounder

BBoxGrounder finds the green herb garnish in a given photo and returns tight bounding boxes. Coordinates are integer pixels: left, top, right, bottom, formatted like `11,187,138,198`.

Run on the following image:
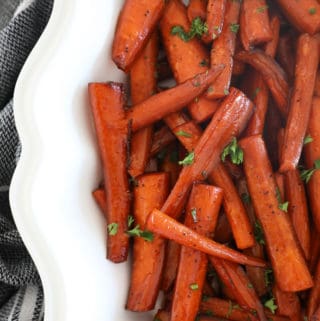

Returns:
107,222,118,236
179,151,195,166
171,17,208,42
127,225,154,242
221,137,243,165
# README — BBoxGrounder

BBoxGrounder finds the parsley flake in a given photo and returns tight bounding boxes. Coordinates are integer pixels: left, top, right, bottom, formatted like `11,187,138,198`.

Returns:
127,224,154,242
254,221,265,245
309,7,316,15
264,268,274,287
128,215,134,227
226,301,240,318
224,89,230,95
230,23,240,33
275,187,289,212
252,87,261,100
176,130,192,138
191,208,198,222
264,297,277,314
190,283,199,290
179,151,195,166
300,159,320,183
221,137,243,165
107,222,118,236
304,135,313,145
171,17,208,42
256,5,268,13
199,59,209,67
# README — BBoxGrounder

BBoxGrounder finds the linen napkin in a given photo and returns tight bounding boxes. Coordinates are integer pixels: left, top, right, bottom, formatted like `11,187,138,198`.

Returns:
0,0,52,319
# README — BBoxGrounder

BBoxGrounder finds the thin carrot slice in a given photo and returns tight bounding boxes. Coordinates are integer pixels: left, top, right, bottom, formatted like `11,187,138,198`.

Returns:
284,169,311,260
89,82,130,263
273,285,302,321
145,209,266,267
128,65,224,132
187,0,207,22
279,34,319,173
112,0,165,72
171,184,223,321
126,173,170,311
161,87,254,220
239,135,313,292
244,16,280,136
129,32,158,178
150,126,176,157
240,0,273,51
206,0,241,99
275,0,320,35
160,0,221,122
235,50,289,117
308,260,320,319
202,0,226,43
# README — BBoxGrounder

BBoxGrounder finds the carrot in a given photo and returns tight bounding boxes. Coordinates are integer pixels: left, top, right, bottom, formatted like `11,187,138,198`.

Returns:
161,240,181,292
89,82,130,263
311,306,320,321
310,228,320,274
244,16,280,136
128,65,224,132
235,50,289,117
145,157,158,172
307,259,320,319
315,69,320,97
279,34,319,173
145,209,266,267
273,285,302,321
275,0,320,35
303,97,320,231
128,32,158,178
164,112,189,130
200,297,258,321
161,87,254,220
154,309,170,321
150,126,176,157
160,0,221,123
214,212,233,244
284,169,311,260
171,184,223,321
157,57,174,81
276,32,296,82
112,0,165,72
232,38,246,76
126,172,170,311
206,0,241,99
92,188,107,217
202,0,226,43
240,0,273,51
160,143,181,188
187,0,207,22
239,135,313,292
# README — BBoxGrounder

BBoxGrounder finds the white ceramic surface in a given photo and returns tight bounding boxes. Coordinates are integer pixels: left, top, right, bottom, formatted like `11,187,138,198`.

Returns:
10,1,154,320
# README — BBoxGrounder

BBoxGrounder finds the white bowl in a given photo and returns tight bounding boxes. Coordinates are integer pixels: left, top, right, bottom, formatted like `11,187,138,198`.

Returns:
10,1,155,320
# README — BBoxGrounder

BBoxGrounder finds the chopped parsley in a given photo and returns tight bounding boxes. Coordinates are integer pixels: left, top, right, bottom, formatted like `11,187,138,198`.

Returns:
221,137,243,165
256,5,268,13
275,187,289,212
264,268,274,287
207,86,214,93
176,130,192,138
300,159,320,183
199,59,209,67
107,222,118,236
264,297,277,314
171,17,208,42
127,225,154,242
252,87,261,100
254,221,265,245
189,283,199,290
128,215,134,228
247,283,253,288
226,301,240,318
224,89,230,95
179,151,195,166
191,208,198,223
230,23,240,33
304,135,313,145
309,7,316,15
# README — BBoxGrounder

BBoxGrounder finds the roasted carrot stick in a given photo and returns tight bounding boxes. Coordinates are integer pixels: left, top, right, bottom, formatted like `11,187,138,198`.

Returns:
275,0,320,35
304,97,320,232
89,82,130,263
164,112,189,130
129,32,158,178
161,87,254,220
160,143,181,188
187,0,207,22
239,135,313,292
244,16,280,136
200,297,258,321
206,0,241,99
273,285,302,321
276,32,296,82
279,34,319,173
160,0,221,122
173,121,203,152
214,212,233,244
128,65,224,132
161,240,181,292
171,184,223,321
315,69,320,97
311,306,320,321
239,0,273,51
154,309,170,321
284,169,311,260
202,0,226,43
145,209,266,267
150,126,176,157
92,188,107,217
310,228,320,274
235,50,289,117
307,259,320,318
112,0,165,72
126,172,170,311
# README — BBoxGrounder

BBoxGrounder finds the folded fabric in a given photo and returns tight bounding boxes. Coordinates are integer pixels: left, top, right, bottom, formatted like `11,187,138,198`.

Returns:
0,0,53,320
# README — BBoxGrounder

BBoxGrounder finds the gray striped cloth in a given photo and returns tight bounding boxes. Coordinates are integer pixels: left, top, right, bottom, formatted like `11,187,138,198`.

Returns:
0,0,52,320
